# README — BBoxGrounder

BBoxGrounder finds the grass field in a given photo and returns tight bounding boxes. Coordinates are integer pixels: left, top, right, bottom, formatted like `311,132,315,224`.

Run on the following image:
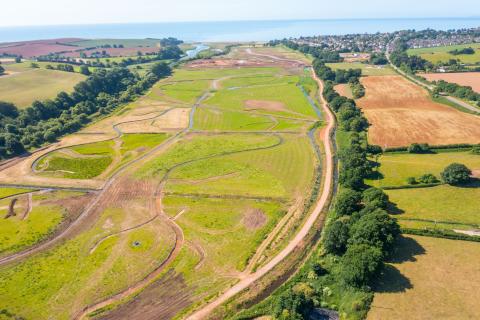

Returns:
368,235,480,320
0,203,175,319
0,190,88,257
36,140,115,179
0,67,86,108
366,151,480,187
326,62,396,76
407,43,480,64
0,46,321,320
386,184,480,226
357,75,480,147
0,188,35,199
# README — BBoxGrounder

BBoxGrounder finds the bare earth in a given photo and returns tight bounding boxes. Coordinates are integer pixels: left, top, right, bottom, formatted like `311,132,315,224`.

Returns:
423,72,480,93
357,75,480,147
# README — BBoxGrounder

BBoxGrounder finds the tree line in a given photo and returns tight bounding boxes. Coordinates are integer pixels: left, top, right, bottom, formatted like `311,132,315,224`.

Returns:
0,62,172,159
433,80,480,106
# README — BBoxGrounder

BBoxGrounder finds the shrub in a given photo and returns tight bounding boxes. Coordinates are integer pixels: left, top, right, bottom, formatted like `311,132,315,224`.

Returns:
273,291,314,320
471,145,480,155
441,163,472,185
418,173,439,184
407,177,418,185
408,143,430,154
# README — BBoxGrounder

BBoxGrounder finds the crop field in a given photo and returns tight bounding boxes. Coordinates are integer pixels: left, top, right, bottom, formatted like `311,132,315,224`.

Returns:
0,67,86,108
334,83,353,98
407,43,480,64
326,62,396,76
367,151,480,187
356,75,480,147
368,235,480,320
0,46,322,319
422,72,480,93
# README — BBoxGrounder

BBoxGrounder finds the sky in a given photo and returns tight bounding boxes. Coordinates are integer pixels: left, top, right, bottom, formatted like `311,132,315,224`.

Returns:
1,0,479,27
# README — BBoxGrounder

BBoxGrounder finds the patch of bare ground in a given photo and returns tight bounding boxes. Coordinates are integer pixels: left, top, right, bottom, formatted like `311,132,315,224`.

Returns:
244,100,288,112
118,107,190,133
357,75,480,147
242,208,267,230
99,270,194,320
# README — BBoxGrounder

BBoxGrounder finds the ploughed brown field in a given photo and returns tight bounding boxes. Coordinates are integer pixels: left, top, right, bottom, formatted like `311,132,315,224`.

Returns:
356,75,480,147
422,72,480,93
334,83,353,99
0,38,81,58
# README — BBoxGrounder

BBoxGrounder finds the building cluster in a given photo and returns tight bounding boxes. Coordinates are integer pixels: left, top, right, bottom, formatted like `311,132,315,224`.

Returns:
293,33,392,53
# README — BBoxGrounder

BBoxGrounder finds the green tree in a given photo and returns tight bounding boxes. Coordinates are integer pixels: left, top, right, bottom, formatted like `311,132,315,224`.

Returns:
334,188,362,216
362,187,389,209
79,65,91,75
0,101,19,118
150,62,172,78
339,244,383,287
273,291,313,320
349,210,400,253
441,163,472,185
324,219,350,255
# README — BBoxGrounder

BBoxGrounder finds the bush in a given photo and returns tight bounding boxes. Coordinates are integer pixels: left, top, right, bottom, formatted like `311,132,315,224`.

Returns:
471,145,480,155
408,143,430,154
418,173,439,184
339,244,383,287
273,291,314,320
441,163,472,185
407,177,418,185
334,189,361,216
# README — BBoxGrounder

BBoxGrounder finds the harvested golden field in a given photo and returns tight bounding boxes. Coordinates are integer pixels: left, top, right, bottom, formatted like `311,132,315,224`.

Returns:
357,75,480,147
368,235,480,320
423,72,480,93
334,83,353,98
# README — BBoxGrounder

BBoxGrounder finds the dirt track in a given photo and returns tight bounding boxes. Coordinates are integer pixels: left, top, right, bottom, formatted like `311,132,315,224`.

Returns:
184,67,335,320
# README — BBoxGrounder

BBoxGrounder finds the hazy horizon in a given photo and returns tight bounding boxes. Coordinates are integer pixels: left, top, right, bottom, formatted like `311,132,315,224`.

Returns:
2,0,480,27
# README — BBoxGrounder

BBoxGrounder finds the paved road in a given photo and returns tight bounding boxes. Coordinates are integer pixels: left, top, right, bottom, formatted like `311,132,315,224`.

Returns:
185,67,336,320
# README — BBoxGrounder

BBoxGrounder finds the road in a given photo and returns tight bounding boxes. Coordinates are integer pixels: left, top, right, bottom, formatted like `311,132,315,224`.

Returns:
185,67,335,320
386,50,480,114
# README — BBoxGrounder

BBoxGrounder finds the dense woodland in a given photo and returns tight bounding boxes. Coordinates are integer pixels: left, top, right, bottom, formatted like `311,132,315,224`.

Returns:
0,62,172,159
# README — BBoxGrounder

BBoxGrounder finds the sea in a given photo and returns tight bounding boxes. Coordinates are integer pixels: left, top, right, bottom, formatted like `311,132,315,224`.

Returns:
1,18,480,43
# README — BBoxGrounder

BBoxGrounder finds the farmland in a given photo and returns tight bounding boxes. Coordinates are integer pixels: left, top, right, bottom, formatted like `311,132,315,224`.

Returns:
422,72,480,93
407,43,480,64
326,62,396,76
367,150,480,188
0,46,324,319
368,235,480,320
0,67,86,108
356,75,480,147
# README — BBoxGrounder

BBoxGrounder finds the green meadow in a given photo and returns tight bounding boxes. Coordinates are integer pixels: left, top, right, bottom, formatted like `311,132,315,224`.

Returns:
407,43,480,64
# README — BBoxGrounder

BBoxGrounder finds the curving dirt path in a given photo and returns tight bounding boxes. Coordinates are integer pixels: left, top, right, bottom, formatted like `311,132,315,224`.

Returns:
185,68,335,320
